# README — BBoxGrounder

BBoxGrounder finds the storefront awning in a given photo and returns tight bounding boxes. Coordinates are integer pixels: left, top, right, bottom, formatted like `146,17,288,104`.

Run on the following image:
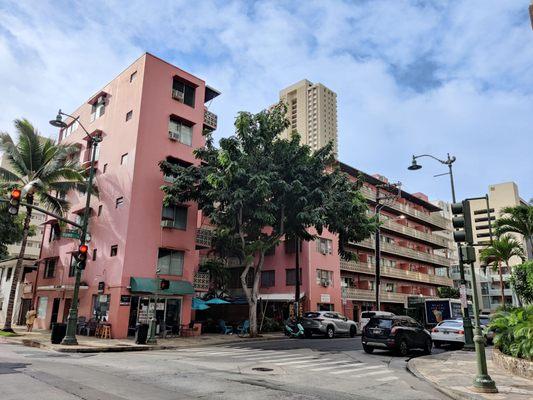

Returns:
129,277,194,295
258,292,305,301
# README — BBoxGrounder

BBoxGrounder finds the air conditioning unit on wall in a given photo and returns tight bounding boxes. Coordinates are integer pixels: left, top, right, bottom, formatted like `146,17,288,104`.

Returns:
320,278,330,287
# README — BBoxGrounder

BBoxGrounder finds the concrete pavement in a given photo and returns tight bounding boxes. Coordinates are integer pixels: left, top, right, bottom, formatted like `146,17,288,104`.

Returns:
1,336,448,400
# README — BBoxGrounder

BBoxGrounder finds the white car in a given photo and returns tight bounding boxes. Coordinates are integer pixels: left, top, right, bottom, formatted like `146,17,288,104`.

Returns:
431,319,465,348
360,311,395,331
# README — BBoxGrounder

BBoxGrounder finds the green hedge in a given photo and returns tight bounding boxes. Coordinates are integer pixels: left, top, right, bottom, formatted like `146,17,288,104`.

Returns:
488,305,533,361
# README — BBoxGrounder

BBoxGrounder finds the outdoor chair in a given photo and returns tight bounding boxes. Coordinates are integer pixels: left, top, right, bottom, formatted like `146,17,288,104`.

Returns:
81,318,98,336
76,316,87,334
218,319,233,334
237,320,250,337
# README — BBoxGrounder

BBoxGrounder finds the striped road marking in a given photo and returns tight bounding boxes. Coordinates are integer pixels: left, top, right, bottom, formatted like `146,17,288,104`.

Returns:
329,365,383,375
308,361,362,371
274,358,329,366
376,376,399,382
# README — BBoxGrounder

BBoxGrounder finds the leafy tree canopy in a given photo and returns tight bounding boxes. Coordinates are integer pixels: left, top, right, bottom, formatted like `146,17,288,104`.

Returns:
509,261,533,305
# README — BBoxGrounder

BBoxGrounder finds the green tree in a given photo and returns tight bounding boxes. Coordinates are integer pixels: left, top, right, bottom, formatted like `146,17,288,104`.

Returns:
0,119,87,332
480,235,525,307
494,204,533,259
509,261,533,305
0,205,25,260
160,104,374,336
437,286,460,299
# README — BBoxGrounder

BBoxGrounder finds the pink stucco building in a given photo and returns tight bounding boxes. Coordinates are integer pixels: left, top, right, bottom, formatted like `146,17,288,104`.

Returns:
34,53,219,338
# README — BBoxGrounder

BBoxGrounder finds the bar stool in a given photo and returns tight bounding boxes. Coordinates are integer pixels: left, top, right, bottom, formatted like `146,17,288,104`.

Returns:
100,325,112,339
95,324,103,337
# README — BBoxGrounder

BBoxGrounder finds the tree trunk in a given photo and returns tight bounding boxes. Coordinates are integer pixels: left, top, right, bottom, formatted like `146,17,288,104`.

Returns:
498,260,505,307
2,198,33,332
241,252,264,338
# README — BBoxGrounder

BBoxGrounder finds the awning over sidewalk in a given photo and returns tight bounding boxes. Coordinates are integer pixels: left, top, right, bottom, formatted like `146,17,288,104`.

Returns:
129,277,194,295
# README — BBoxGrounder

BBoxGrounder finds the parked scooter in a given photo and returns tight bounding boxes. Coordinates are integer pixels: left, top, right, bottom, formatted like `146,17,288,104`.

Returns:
284,318,305,338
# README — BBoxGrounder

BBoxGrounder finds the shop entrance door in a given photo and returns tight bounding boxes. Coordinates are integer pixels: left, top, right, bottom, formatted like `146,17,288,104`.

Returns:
165,298,181,335
49,298,60,329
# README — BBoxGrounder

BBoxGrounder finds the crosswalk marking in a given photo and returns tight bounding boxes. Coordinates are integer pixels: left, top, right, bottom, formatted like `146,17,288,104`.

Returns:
274,358,329,366
308,361,361,371
352,370,391,378
256,355,316,363
330,365,382,375
376,376,398,382
233,352,289,360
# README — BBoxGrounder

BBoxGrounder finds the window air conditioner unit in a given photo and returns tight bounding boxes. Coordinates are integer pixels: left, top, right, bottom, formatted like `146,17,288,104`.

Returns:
320,248,328,255
320,278,330,287
168,130,180,141
172,89,185,102
161,220,175,228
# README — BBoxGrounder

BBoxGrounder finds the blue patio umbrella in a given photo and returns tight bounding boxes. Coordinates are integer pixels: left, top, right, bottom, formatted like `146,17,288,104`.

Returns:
205,298,230,305
192,297,210,310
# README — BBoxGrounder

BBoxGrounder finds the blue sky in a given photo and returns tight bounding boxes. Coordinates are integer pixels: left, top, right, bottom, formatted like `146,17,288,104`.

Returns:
0,0,531,203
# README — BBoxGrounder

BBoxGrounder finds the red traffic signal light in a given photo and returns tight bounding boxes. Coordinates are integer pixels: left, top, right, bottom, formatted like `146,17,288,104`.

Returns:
76,244,89,269
160,279,170,290
8,188,22,215
79,244,89,254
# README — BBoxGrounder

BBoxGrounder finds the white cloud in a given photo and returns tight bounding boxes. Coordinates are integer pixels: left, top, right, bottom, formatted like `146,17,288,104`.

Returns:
0,0,531,201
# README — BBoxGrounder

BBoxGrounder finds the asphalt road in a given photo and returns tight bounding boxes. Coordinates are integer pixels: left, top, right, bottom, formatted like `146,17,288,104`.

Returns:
0,336,450,400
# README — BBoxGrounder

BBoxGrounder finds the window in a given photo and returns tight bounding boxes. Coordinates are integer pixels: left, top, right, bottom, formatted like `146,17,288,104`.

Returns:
157,248,184,276
285,268,301,286
103,163,108,173
161,204,187,229
110,245,118,257
172,78,195,107
62,120,79,139
168,119,193,146
98,205,103,216
260,271,275,287
43,259,56,278
5,268,13,281
316,238,332,254
90,97,106,122
125,110,133,121
385,283,394,292
37,296,48,319
115,197,124,208
49,224,60,242
316,269,333,286
92,249,97,261
130,71,137,82
69,255,77,277
121,153,128,165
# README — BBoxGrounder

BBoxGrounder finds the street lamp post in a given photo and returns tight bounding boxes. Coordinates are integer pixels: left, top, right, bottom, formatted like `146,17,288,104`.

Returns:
50,110,101,345
407,153,474,350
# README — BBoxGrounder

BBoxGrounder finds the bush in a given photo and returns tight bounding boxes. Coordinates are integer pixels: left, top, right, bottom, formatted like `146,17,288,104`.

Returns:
260,317,282,332
488,305,533,360
509,261,533,305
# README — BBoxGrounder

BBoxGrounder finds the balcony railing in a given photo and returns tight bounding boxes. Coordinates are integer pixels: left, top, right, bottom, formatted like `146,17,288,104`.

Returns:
379,218,449,248
196,228,213,249
340,260,453,286
193,271,210,291
349,238,451,267
344,287,409,305
204,110,217,131
360,186,448,230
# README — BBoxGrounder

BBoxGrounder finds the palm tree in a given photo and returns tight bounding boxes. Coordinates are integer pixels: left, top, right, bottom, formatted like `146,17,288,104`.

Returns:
480,235,525,307
494,205,533,260
0,119,87,332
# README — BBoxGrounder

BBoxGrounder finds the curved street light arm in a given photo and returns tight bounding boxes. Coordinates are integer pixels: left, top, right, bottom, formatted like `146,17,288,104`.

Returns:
412,153,452,165
58,110,99,142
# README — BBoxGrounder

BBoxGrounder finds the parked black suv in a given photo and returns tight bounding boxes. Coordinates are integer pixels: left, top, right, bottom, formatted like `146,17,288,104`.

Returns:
361,315,432,356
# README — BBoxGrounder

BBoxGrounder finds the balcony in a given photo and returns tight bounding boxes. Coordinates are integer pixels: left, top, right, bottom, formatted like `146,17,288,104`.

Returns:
489,288,512,296
196,228,213,249
203,110,217,131
348,238,451,268
340,260,453,286
360,186,448,230
193,271,210,291
344,287,409,305
379,218,449,249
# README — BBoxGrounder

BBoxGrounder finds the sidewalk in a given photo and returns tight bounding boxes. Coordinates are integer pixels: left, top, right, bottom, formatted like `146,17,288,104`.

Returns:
407,349,533,400
1,326,285,353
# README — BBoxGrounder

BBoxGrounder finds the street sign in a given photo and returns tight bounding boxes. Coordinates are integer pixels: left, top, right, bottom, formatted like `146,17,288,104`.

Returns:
62,229,80,239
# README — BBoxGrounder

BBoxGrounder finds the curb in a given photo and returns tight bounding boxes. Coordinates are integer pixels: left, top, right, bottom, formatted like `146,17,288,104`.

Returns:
6,334,287,353
406,357,484,400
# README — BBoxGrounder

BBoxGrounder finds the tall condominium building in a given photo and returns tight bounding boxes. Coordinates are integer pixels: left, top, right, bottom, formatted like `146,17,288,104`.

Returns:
431,200,460,277
32,53,219,338
0,155,46,325
279,80,338,155
466,182,529,312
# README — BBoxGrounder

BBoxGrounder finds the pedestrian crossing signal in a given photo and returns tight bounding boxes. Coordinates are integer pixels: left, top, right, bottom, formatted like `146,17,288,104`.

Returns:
160,279,170,290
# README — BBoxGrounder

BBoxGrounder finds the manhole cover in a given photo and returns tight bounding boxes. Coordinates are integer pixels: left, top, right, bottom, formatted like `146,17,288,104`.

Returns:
252,367,273,372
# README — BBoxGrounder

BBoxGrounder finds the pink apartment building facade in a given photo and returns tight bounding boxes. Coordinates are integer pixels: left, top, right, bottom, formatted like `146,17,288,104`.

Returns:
34,53,219,338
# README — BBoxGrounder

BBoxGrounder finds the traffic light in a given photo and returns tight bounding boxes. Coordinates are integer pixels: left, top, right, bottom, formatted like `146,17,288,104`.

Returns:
160,279,170,290
76,244,89,270
8,188,22,216
460,245,476,264
451,200,474,244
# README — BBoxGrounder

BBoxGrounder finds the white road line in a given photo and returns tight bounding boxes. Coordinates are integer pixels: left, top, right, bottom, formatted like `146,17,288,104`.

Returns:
232,351,287,359
329,365,383,375
376,376,398,382
351,370,391,378
256,355,316,363
274,358,329,366
308,361,362,371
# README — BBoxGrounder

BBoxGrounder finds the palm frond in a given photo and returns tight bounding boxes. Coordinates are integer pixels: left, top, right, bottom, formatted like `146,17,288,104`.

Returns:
0,132,29,177
38,192,70,216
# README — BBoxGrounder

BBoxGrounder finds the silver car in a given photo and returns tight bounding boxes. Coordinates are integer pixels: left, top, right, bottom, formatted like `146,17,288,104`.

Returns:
301,311,358,338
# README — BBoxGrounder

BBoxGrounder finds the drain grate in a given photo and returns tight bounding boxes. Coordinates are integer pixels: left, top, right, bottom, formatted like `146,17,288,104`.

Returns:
252,367,273,372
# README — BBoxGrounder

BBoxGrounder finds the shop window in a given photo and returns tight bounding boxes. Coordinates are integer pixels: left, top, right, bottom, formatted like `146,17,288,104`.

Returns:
37,296,48,319
157,248,184,276
260,270,275,287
